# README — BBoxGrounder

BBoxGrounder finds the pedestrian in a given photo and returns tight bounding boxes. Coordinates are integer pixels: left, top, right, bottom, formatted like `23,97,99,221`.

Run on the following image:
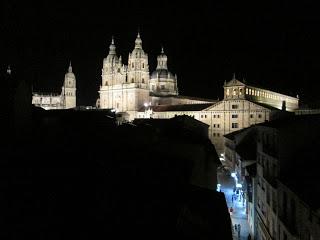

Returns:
238,224,241,234
232,195,234,203
234,224,237,231
229,207,233,215
247,233,252,240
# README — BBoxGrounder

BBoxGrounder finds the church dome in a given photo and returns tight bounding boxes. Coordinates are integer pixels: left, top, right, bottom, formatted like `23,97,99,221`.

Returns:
150,69,175,80
151,47,175,81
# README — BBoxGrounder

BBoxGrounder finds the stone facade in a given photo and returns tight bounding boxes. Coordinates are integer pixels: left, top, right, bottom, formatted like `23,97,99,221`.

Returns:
225,115,320,240
32,63,76,110
137,75,296,155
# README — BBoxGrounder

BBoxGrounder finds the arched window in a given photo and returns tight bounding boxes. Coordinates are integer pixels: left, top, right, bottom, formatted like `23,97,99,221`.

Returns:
132,63,134,68
142,63,144,68
131,78,134,83
233,89,237,96
142,78,144,83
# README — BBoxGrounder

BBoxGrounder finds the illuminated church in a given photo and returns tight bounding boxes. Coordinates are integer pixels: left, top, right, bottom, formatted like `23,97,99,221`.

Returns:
32,63,76,110
31,32,299,154
98,33,213,115
97,33,299,154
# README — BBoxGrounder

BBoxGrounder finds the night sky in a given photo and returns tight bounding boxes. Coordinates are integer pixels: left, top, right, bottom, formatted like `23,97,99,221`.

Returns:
2,1,320,106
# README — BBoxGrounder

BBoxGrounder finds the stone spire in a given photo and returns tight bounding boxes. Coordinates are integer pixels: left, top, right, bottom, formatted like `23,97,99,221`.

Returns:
109,36,116,54
68,61,72,73
232,72,236,80
135,31,142,49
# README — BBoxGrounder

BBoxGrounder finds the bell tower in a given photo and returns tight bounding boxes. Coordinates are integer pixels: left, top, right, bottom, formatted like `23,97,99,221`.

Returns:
127,32,149,87
62,62,76,108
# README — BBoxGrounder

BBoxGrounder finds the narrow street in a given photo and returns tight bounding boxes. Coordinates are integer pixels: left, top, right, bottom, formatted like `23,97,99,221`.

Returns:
218,171,251,240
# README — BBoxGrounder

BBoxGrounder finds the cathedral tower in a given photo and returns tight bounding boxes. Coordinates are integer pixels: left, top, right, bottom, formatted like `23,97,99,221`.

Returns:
101,37,126,87
127,32,150,87
62,62,76,108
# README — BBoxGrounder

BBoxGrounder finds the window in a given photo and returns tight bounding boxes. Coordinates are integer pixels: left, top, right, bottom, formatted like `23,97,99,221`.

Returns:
213,124,216,127
131,78,134,83
132,63,134,68
246,88,249,94
232,114,238,118
217,115,220,118
226,89,230,96
213,115,216,118
217,124,220,128
239,88,243,95
250,114,253,118
231,104,238,109
217,133,220,137
161,85,165,90
201,115,203,118
142,63,144,68
152,85,155,90
142,78,144,83
232,123,238,128
233,89,237,95
213,133,216,137
258,114,262,118
205,115,207,118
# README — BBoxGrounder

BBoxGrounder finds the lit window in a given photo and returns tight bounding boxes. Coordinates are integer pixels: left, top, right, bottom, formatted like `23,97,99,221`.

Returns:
227,89,230,96
246,88,249,94
239,88,243,95
233,89,237,95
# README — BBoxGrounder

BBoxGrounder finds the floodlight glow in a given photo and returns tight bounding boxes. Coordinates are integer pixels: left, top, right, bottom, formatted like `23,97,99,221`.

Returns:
236,184,242,188
144,102,149,107
231,173,236,178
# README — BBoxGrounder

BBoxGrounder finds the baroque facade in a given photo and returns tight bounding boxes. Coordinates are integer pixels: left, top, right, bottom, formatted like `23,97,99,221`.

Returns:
32,63,76,110
98,33,213,116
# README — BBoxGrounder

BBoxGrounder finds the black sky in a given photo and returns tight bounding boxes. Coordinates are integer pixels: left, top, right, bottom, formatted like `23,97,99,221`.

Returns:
2,1,320,106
